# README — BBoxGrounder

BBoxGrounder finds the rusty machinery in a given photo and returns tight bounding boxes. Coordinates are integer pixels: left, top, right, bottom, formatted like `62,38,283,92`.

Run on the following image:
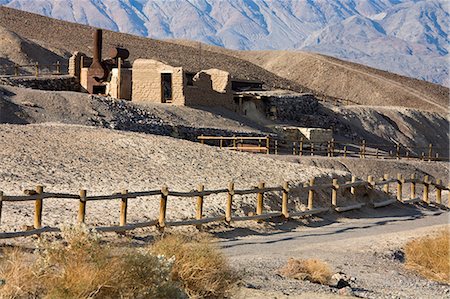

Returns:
86,29,130,95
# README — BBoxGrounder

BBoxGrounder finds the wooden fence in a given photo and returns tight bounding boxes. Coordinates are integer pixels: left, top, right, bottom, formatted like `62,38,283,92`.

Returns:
0,61,68,78
198,135,449,162
0,174,448,239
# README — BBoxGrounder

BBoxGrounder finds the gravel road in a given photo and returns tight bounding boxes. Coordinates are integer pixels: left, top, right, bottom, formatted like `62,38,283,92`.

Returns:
219,207,449,299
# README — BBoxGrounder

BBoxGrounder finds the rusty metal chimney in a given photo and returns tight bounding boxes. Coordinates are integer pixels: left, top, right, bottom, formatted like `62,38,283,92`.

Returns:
93,29,102,63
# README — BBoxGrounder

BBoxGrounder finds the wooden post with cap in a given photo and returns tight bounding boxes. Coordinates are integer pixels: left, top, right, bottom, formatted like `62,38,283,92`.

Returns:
351,176,356,196
159,186,169,229
78,189,87,224
226,182,234,223
397,174,403,201
423,176,430,204
410,174,416,199
256,182,265,216
332,178,338,207
120,189,128,226
33,185,44,229
196,184,204,221
308,178,315,210
436,179,442,205
282,181,289,219
383,174,389,195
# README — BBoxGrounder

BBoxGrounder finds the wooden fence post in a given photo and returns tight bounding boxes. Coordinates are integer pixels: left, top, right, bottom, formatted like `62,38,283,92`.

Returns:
293,142,297,155
332,178,338,207
436,179,442,205
327,141,331,157
395,144,400,160
120,189,128,226
275,140,278,155
226,182,234,223
200,134,204,145
344,145,347,158
34,185,44,229
159,186,169,229
351,176,356,196
35,62,39,78
428,144,432,162
410,174,416,199
311,143,314,156
282,181,289,219
196,184,204,221
0,191,3,225
376,148,379,159
383,174,389,195
220,139,223,148
397,174,403,201
299,138,304,156
266,137,270,154
14,64,19,76
362,140,366,158
256,182,265,215
308,178,315,210
78,189,87,224
423,176,429,204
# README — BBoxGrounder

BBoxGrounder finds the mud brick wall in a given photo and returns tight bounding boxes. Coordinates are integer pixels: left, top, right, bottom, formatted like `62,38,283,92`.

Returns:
132,59,185,105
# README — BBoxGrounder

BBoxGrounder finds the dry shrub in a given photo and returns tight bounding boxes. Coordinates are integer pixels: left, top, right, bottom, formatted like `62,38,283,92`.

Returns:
405,229,450,283
151,234,239,298
0,248,38,299
278,258,333,285
0,225,183,299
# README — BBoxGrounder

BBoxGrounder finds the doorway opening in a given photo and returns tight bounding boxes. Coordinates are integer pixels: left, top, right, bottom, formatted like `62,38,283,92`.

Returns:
161,73,173,103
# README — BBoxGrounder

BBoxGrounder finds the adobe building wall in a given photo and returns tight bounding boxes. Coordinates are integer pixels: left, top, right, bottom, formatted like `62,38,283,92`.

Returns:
132,59,185,104
185,69,236,111
107,68,132,100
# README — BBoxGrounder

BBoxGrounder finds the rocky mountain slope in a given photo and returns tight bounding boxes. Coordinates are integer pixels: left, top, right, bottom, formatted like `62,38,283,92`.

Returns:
0,0,447,85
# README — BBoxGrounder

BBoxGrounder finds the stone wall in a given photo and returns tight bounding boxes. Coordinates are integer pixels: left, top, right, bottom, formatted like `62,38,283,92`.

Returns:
132,59,185,105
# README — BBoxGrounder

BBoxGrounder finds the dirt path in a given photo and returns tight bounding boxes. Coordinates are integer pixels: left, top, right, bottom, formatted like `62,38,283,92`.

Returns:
219,207,449,298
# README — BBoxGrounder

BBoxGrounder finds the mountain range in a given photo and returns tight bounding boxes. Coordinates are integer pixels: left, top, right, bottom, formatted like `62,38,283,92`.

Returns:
0,0,448,86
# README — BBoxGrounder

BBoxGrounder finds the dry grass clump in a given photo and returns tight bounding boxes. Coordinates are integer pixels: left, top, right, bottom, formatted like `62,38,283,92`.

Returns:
404,229,450,283
0,225,183,299
152,234,239,298
278,258,333,285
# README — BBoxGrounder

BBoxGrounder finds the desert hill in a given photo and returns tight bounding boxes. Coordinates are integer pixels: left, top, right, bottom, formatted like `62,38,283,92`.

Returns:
0,6,448,112
237,51,449,111
0,25,64,68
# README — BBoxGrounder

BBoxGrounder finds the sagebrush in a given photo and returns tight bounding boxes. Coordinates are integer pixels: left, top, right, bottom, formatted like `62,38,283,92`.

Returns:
404,229,450,283
152,233,239,298
0,225,182,299
278,258,333,285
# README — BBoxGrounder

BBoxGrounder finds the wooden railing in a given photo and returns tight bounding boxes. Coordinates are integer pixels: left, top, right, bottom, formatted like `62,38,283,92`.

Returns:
0,61,69,78
0,173,448,239
198,135,449,162
198,135,270,154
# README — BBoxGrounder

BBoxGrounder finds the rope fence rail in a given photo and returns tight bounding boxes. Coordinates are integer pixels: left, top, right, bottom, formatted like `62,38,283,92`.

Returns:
0,173,448,239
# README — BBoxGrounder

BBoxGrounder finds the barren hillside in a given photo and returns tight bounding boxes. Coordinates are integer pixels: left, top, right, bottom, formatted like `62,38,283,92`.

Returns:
237,51,449,111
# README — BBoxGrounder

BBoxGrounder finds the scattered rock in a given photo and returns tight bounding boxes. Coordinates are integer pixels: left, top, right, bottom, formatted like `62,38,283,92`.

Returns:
338,286,355,297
